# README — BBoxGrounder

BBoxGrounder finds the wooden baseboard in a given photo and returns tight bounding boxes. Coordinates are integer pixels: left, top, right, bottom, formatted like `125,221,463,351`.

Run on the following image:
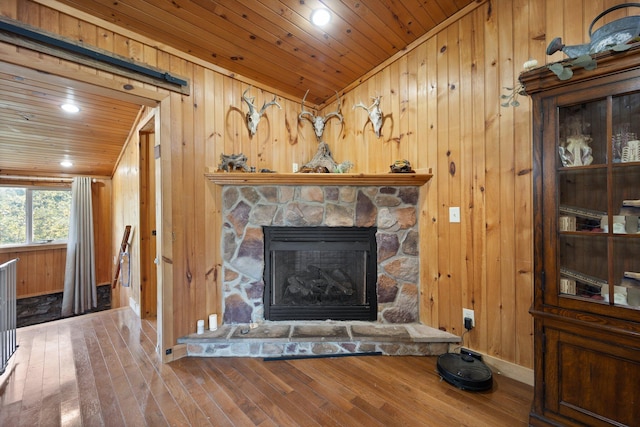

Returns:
482,353,534,386
447,345,534,386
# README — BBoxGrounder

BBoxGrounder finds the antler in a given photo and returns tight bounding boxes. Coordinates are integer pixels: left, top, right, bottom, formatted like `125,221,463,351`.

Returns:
353,101,369,112
260,94,281,114
298,89,316,122
323,91,343,124
242,86,256,115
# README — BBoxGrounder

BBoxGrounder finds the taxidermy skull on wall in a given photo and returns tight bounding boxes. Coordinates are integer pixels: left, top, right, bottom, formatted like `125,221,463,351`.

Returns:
242,86,281,136
354,96,383,138
298,90,344,140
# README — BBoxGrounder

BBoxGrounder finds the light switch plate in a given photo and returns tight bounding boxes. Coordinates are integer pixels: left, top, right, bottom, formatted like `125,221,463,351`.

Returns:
449,206,461,223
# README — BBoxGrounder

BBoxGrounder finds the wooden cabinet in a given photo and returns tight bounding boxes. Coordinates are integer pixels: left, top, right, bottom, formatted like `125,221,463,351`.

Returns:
522,46,640,427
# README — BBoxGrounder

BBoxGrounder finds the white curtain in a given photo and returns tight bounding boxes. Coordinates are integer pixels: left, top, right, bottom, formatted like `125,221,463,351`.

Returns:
62,177,96,316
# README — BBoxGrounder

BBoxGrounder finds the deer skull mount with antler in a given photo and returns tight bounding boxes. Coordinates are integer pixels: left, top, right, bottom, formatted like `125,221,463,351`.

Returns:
298,90,344,141
242,86,282,136
353,96,383,138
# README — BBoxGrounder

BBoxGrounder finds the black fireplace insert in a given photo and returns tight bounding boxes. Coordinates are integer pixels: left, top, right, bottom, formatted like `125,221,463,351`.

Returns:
263,226,378,321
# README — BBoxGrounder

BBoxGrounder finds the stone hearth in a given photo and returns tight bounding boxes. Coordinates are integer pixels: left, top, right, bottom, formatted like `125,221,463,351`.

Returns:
221,184,422,325
178,321,459,357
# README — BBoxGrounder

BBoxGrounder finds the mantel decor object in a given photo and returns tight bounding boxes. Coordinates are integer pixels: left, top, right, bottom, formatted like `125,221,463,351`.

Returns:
390,159,415,173
218,153,251,172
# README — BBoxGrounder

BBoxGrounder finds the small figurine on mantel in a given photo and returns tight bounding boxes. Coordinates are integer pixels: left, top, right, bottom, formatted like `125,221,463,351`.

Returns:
298,142,354,173
390,159,415,173
218,153,251,172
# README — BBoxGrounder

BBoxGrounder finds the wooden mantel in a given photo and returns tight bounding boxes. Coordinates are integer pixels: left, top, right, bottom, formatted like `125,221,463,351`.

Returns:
204,171,433,186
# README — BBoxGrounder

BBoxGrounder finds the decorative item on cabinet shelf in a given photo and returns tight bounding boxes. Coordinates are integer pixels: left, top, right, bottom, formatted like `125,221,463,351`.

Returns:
558,133,594,167
559,205,607,221
600,215,639,233
623,199,640,208
601,283,629,305
560,278,577,295
560,267,606,290
622,272,640,306
559,216,576,232
621,140,640,162
612,124,638,162
600,215,626,233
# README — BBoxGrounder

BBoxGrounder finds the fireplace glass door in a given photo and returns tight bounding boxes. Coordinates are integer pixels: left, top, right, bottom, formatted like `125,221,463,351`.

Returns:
264,227,377,321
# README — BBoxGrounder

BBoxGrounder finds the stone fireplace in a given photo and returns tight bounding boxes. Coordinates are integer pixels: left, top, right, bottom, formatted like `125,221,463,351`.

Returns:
221,182,422,325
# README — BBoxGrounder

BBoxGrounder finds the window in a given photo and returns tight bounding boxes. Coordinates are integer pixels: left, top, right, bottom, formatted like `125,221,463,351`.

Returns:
0,187,72,246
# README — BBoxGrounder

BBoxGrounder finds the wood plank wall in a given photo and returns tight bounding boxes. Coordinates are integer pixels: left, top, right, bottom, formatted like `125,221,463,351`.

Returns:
320,0,635,370
4,0,633,368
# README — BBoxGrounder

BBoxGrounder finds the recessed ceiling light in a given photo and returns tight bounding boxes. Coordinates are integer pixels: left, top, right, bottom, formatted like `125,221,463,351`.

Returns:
311,8,331,26
60,160,73,167
61,103,80,113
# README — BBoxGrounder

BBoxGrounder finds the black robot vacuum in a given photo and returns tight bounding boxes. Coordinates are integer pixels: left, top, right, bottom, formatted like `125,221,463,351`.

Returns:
436,351,493,391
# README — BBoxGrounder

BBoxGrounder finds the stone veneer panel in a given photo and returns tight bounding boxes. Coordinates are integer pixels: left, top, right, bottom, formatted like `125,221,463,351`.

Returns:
221,185,421,324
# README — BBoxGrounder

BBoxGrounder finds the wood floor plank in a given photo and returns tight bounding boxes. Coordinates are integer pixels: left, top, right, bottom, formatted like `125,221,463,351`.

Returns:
170,359,237,427
230,358,333,427
0,308,534,426
289,359,387,426
191,358,259,427
70,323,105,426
82,321,126,425
204,359,292,426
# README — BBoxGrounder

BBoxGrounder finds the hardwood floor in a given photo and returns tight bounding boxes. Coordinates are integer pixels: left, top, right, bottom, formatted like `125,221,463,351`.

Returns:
0,308,533,426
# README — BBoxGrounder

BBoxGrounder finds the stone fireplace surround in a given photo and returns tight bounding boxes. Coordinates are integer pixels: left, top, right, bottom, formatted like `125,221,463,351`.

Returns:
221,183,421,325
179,173,459,358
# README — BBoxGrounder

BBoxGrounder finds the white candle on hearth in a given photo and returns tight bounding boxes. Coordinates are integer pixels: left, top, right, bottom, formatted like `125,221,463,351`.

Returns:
196,319,205,335
209,314,218,331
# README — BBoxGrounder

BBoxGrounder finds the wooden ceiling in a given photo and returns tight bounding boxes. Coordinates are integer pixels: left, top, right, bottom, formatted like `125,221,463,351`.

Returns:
0,0,475,178
53,0,476,104
0,63,143,178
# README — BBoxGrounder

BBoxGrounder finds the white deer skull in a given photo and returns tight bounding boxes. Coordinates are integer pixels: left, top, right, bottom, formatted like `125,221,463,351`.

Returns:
298,90,343,140
353,96,383,138
242,86,281,136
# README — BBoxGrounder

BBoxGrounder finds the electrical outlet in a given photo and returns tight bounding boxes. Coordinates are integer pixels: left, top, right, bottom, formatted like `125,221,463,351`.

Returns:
463,308,475,327
449,206,461,223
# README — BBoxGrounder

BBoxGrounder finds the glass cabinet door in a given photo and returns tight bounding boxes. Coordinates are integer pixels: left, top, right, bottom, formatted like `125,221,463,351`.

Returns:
556,94,640,310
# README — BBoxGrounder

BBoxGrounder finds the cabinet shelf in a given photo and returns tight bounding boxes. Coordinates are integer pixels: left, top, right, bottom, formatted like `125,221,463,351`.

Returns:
558,164,607,171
